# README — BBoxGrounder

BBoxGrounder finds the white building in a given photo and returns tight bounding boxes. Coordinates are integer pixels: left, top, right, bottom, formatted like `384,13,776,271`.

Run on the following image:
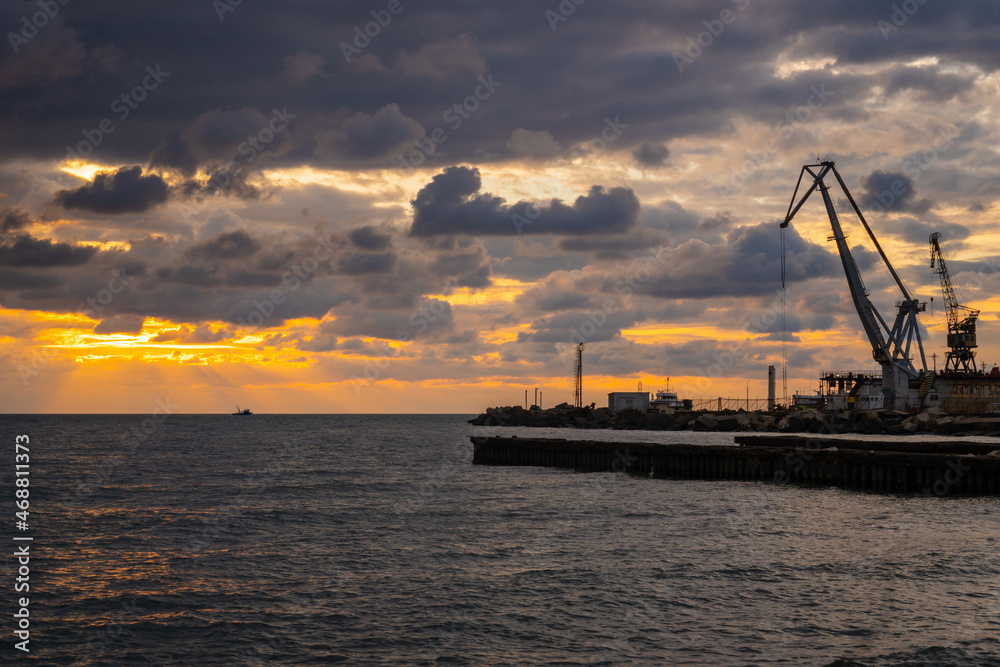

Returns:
608,392,650,412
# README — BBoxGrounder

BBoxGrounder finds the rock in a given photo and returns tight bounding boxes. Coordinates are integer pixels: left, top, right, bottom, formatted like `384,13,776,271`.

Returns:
716,415,740,432
694,414,719,431
780,415,807,432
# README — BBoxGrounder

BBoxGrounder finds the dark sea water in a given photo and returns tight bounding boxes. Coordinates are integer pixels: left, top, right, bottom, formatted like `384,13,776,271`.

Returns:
0,414,998,666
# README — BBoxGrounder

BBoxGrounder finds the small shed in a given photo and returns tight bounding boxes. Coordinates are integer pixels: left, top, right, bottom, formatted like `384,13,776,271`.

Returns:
608,392,650,413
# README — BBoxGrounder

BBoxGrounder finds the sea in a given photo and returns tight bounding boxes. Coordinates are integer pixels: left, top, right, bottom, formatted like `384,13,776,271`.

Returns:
0,414,998,666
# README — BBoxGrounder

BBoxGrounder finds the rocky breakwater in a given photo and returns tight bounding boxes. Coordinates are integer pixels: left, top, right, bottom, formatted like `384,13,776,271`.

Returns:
468,404,1000,437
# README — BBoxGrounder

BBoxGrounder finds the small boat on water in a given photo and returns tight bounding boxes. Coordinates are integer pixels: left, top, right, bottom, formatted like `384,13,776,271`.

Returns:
233,404,253,415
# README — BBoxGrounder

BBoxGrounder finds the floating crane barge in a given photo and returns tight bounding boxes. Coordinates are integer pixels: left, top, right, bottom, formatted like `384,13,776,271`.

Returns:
781,160,1000,414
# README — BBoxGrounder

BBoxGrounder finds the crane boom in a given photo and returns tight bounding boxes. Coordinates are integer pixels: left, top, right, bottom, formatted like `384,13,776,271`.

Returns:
929,232,980,374
782,160,926,410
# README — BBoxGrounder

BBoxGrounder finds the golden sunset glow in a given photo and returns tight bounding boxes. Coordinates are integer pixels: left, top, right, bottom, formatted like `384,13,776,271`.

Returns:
59,161,108,181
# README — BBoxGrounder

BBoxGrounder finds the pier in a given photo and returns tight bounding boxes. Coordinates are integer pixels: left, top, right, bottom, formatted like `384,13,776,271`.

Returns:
471,436,1000,496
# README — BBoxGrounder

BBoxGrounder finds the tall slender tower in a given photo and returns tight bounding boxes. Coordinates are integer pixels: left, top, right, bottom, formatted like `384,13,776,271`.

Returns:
574,343,584,408
767,365,776,411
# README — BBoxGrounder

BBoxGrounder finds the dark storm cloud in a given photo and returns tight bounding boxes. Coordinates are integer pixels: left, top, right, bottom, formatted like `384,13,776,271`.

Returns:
313,103,425,164
0,218,505,330
878,65,976,103
517,309,640,344
151,324,230,343
489,245,590,281
185,107,283,163
349,226,392,251
323,297,455,341
558,229,668,261
643,201,699,233
54,166,169,214
526,291,591,312
633,142,670,167
0,209,30,234
882,216,970,246
337,251,398,275
182,167,261,201
409,166,640,237
858,170,933,214
0,234,97,267
93,315,146,334
282,51,327,85
148,131,198,175
0,269,65,290
0,1,995,170
298,334,338,353
642,201,728,245
785,2,1000,71
602,222,839,300
430,246,492,288
0,230,356,325
185,230,261,260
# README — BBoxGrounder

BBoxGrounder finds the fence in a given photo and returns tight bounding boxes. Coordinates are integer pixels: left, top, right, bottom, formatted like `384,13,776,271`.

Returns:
688,397,784,412
687,395,1000,415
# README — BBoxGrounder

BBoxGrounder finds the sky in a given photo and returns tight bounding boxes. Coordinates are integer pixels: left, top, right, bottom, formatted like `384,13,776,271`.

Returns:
2,0,1000,414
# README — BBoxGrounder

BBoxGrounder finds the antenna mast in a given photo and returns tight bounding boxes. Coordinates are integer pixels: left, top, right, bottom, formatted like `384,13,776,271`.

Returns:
574,343,584,408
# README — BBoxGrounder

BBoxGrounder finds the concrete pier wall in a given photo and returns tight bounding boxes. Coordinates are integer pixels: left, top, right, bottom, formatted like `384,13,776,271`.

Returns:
471,436,1000,496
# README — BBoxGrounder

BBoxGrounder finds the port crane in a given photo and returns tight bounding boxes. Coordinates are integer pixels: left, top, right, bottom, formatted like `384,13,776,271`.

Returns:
929,232,980,374
781,160,927,410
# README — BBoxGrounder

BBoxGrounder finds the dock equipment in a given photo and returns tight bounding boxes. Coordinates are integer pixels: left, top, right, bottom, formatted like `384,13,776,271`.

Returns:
930,232,980,374
781,161,926,410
